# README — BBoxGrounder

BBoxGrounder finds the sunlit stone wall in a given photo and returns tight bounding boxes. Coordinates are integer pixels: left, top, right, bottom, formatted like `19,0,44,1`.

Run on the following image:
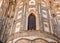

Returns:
0,0,60,43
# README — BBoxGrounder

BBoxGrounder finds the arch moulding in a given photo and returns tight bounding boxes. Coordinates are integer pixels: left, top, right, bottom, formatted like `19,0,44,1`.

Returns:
26,10,40,30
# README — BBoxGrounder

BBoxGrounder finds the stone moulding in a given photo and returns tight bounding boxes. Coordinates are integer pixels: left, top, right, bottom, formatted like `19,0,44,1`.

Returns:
6,30,60,43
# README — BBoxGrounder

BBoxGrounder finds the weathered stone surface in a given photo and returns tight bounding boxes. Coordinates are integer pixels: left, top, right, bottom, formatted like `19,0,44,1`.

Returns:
0,0,60,43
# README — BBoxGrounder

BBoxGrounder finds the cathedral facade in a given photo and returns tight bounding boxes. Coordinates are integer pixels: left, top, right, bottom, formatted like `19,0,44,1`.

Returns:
0,0,60,43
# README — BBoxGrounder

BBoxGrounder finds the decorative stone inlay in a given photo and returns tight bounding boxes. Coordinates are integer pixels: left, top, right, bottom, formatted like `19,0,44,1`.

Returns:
6,30,59,43
29,0,35,5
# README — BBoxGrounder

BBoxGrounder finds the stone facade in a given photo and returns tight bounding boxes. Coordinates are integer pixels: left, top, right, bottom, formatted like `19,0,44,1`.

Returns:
0,0,60,43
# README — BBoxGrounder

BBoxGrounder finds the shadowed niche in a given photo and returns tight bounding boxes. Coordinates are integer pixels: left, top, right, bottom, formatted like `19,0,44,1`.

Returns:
28,13,36,30
0,40,3,43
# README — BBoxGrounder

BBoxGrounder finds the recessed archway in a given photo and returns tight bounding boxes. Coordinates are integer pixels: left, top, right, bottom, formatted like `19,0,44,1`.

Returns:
28,13,36,30
26,11,40,30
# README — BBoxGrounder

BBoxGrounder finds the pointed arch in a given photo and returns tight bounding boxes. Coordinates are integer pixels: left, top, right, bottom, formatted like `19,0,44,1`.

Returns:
28,13,36,30
26,11,40,30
